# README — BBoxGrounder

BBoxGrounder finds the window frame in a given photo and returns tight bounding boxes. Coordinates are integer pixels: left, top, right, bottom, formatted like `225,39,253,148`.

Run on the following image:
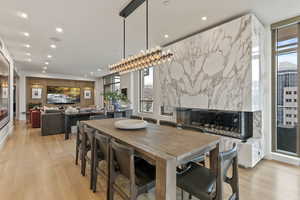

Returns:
139,67,154,113
271,17,300,157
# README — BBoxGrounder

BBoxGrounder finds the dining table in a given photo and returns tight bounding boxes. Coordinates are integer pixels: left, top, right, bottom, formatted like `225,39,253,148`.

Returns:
83,118,221,200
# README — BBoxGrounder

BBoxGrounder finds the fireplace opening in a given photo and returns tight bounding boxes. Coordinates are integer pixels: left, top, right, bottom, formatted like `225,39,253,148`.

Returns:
176,108,253,141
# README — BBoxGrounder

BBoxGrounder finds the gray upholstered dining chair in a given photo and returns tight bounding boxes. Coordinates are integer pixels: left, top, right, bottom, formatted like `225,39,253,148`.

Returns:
109,139,156,200
130,115,142,120
92,131,110,193
143,117,157,124
177,143,239,200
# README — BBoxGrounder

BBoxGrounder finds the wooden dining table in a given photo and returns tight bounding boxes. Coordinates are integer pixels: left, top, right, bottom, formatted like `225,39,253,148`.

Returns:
83,118,220,200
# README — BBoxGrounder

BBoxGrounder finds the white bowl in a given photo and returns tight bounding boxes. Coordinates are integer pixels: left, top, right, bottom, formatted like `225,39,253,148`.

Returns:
114,119,148,130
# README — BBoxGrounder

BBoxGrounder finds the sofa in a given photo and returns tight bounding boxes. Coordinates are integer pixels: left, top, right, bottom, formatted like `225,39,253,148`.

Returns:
41,110,65,136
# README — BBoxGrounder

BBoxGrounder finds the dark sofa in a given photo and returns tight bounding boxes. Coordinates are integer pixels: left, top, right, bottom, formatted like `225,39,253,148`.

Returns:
41,110,65,136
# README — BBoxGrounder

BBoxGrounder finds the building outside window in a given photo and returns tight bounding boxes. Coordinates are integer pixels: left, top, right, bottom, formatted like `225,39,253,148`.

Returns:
140,67,154,113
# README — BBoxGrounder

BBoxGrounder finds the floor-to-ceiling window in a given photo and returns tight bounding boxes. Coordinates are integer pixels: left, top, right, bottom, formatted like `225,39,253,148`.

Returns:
272,17,300,156
140,67,154,113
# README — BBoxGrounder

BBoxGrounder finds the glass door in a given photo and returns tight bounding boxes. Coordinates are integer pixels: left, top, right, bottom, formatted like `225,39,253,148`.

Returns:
273,21,300,156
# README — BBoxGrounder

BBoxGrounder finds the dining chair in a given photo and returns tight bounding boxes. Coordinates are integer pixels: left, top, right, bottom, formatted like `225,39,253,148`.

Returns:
81,124,96,190
130,115,142,120
159,120,177,127
177,143,239,200
89,114,106,120
109,139,156,200
75,121,84,165
143,117,157,124
92,131,110,193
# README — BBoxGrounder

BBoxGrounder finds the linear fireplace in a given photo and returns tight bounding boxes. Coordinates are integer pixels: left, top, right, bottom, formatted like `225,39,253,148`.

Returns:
176,108,253,141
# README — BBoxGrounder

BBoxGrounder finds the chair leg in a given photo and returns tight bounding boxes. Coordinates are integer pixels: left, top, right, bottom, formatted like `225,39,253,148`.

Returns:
81,136,87,176
189,193,192,199
93,170,97,193
181,189,183,200
75,144,79,165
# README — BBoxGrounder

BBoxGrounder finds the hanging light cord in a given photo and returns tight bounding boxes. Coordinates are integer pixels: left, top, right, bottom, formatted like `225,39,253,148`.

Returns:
123,18,126,59
146,0,149,50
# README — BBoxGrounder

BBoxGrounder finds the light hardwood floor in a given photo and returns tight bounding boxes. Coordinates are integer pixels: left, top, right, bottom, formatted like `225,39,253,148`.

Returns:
0,121,299,200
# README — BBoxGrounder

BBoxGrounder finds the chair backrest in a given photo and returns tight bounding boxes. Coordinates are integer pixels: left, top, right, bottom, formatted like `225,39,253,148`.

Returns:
143,117,157,124
130,115,142,120
90,114,106,120
217,143,239,200
159,120,177,127
219,143,238,177
110,139,135,183
84,125,95,144
94,131,110,161
77,121,84,135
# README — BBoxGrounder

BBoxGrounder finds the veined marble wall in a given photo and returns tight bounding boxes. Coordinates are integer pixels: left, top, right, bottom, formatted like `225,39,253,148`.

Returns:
158,14,264,112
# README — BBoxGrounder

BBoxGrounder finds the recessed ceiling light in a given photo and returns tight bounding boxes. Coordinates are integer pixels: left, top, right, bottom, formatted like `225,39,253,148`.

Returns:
50,44,56,49
47,55,52,58
27,58,32,62
56,27,63,33
45,62,49,65
26,52,31,56
23,32,30,37
201,16,207,21
17,12,28,19
97,68,102,72
43,66,48,70
24,44,31,48
164,34,169,38
42,70,46,73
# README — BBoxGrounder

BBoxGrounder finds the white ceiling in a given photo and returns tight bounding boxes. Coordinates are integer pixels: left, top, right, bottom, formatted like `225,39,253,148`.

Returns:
0,0,299,78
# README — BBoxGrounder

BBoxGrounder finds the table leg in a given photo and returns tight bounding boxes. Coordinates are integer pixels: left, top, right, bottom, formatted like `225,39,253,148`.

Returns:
155,157,177,200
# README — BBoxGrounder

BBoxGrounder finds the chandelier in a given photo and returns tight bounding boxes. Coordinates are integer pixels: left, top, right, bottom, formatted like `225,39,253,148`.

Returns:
109,0,173,74
109,47,173,74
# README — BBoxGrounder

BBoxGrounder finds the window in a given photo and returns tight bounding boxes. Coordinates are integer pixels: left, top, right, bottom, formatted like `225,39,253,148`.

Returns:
140,67,154,113
103,73,120,94
272,18,300,157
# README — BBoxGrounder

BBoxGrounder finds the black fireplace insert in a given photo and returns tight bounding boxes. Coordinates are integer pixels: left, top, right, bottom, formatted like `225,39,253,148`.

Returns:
176,108,253,141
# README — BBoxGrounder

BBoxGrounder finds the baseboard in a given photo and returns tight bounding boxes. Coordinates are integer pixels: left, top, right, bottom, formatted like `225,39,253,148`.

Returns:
270,152,300,166
0,123,14,151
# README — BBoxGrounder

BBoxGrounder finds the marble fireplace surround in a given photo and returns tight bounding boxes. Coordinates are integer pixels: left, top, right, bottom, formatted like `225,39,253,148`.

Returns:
158,14,265,112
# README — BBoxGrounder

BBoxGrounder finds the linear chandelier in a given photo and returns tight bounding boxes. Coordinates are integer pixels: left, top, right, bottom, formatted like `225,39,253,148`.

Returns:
109,47,173,74
109,0,173,74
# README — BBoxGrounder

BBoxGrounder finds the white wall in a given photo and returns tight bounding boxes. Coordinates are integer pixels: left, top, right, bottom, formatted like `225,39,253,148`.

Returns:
0,39,15,150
